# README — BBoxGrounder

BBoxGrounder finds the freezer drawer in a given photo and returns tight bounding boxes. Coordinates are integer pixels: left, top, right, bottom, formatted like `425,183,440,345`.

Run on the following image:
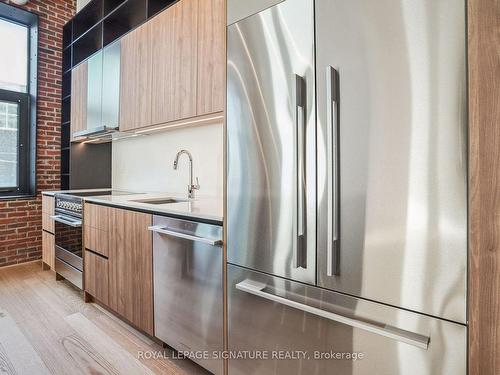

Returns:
152,216,223,375
228,264,466,375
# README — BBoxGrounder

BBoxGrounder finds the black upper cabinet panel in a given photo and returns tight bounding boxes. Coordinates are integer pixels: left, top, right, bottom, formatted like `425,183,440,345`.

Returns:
62,47,72,73
73,0,103,40
103,0,147,46
148,0,178,18
62,71,71,98
61,97,71,124
61,174,70,190
104,0,127,16
61,123,71,149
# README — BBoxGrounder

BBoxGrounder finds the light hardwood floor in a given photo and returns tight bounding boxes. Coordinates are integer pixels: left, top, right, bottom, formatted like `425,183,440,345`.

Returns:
0,261,209,375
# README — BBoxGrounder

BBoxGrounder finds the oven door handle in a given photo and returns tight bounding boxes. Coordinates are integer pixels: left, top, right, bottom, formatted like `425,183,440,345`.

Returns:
50,215,82,227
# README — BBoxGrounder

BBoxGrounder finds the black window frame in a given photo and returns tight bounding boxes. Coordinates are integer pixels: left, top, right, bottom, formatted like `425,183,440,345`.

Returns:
0,3,38,199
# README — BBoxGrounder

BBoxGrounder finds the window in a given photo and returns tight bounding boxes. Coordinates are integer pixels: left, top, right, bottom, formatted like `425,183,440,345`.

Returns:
0,3,38,197
0,19,28,93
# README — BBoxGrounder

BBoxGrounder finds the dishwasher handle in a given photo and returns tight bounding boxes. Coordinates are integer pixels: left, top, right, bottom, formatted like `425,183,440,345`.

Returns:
148,225,223,246
236,279,430,350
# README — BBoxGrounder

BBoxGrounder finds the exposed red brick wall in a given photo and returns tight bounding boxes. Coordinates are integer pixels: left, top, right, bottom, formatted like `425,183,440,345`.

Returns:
0,0,76,267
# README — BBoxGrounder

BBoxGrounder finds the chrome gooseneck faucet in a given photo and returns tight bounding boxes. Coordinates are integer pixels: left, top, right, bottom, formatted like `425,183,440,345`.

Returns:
173,149,200,199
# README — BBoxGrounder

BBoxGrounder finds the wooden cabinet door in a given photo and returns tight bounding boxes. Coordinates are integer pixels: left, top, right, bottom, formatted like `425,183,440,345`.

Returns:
42,231,55,270
197,0,225,116
108,208,153,335
119,22,153,131
151,0,198,125
70,62,88,139
84,250,109,305
42,195,55,234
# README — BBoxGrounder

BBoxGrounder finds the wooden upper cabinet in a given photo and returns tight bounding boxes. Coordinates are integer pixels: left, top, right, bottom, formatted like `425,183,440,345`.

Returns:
70,62,88,139
151,0,198,125
117,0,225,132
197,0,225,116
108,208,153,335
119,22,153,131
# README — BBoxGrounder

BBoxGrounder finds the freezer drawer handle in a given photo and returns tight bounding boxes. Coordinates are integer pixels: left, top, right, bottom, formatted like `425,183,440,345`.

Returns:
50,215,82,227
148,225,223,246
236,279,430,350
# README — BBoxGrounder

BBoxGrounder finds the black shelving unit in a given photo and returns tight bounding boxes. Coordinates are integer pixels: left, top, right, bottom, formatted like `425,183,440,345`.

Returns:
148,0,178,18
64,0,177,70
72,0,103,40
61,123,70,147
72,23,103,66
61,97,71,123
104,0,127,16
61,149,70,175
60,0,179,190
62,71,71,98
62,20,72,49
103,0,147,47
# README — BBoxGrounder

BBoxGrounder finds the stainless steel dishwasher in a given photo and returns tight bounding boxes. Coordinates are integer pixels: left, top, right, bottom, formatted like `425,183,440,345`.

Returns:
149,215,223,375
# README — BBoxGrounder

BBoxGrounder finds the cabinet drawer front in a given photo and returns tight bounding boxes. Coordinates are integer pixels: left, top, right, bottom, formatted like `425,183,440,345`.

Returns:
84,203,110,230
228,265,466,375
84,250,109,305
42,195,54,215
84,226,109,257
42,231,55,269
42,213,55,234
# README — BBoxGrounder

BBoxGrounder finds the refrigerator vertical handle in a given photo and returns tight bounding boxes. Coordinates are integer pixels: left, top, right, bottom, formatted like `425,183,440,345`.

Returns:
326,66,340,276
294,74,307,268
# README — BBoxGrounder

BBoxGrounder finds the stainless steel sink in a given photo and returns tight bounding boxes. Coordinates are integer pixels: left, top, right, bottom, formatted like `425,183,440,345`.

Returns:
130,197,188,205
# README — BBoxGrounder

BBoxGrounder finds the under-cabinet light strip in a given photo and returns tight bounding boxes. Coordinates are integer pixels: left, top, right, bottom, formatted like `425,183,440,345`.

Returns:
134,114,225,134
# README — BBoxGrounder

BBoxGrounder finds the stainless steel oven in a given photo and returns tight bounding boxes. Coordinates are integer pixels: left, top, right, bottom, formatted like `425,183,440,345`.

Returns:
52,194,84,289
52,190,136,289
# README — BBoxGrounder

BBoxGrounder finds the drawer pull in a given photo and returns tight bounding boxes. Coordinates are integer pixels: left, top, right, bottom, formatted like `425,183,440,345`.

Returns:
236,279,430,350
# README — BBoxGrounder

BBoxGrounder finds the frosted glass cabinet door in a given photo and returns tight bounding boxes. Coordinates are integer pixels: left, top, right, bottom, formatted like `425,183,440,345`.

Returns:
101,40,120,129
86,51,103,130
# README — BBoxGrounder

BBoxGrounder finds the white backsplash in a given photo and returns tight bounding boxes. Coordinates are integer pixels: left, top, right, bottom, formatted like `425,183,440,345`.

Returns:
112,123,224,199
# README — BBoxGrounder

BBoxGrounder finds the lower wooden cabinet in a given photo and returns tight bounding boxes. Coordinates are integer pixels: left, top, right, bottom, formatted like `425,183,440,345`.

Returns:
42,195,55,270
42,231,55,270
83,203,153,336
108,208,154,336
84,250,109,305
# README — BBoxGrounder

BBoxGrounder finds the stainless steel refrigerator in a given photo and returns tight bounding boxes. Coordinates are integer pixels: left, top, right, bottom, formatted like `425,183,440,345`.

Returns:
226,0,468,374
